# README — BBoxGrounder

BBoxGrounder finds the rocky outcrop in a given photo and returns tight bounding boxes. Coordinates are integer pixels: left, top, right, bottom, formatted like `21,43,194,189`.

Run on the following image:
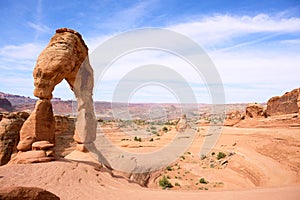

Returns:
225,110,245,126
246,103,266,118
176,114,188,132
0,98,13,112
0,112,29,165
266,88,300,116
0,186,60,200
16,28,97,163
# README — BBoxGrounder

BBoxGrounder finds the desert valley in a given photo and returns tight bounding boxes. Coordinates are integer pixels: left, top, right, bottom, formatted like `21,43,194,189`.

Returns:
0,85,300,199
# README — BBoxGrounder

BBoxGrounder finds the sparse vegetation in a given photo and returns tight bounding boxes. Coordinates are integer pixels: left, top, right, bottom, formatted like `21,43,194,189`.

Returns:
159,176,173,189
199,178,208,184
217,152,226,160
174,182,180,187
162,126,168,132
149,138,154,142
201,154,207,160
166,166,173,171
134,136,142,142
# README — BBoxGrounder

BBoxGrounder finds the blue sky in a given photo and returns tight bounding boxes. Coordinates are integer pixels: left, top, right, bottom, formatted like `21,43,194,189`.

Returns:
0,0,300,103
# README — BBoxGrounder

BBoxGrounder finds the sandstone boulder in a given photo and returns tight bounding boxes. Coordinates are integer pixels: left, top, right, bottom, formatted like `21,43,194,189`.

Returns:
266,88,300,116
32,141,54,150
246,103,265,118
0,186,60,200
0,112,28,165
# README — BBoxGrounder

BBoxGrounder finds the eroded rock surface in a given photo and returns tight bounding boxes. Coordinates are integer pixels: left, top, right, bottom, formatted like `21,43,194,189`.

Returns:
0,112,29,165
266,88,300,116
0,186,60,200
245,103,266,118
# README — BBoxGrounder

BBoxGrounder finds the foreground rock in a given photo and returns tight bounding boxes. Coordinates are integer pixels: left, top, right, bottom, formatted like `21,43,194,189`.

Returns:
0,186,60,200
0,112,29,165
266,88,300,116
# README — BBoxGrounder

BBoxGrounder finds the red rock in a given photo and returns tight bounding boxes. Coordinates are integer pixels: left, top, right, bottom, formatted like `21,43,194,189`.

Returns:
245,103,265,118
266,88,300,116
32,141,54,150
0,186,60,200
17,100,55,151
0,112,28,165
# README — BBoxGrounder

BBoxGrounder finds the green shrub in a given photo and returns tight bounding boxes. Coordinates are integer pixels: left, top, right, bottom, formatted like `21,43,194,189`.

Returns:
162,126,168,132
149,138,154,142
174,182,180,186
134,136,141,142
166,166,172,171
159,176,173,189
199,178,208,184
217,152,226,160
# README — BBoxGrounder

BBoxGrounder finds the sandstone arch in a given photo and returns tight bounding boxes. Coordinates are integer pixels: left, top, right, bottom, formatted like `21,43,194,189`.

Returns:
17,28,96,153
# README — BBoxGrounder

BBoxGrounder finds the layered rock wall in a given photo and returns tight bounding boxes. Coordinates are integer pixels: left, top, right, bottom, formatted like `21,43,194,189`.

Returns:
266,88,300,116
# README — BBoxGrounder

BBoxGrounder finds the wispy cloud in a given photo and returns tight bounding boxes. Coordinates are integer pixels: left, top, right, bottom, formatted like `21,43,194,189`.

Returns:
27,0,50,39
27,22,50,34
95,0,157,31
168,13,300,48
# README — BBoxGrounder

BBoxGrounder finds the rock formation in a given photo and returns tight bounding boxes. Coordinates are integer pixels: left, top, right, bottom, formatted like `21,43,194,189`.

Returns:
266,88,300,116
16,28,97,163
0,186,60,200
225,110,245,126
0,98,13,112
245,103,266,118
176,114,188,132
0,112,29,165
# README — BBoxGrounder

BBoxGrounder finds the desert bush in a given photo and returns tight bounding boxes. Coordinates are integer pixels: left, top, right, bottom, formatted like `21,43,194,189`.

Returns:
159,176,173,189
199,178,208,184
217,152,226,160
166,166,172,171
162,126,168,132
134,136,141,142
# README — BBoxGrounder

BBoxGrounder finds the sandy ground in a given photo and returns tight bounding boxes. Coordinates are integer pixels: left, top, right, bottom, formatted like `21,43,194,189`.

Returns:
1,125,300,199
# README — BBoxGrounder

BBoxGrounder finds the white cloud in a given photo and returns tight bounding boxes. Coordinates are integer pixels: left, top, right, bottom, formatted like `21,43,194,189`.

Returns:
0,43,44,60
27,22,50,34
168,14,300,47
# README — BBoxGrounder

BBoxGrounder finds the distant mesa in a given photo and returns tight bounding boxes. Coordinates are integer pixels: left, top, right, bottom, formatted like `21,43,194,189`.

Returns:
0,98,13,112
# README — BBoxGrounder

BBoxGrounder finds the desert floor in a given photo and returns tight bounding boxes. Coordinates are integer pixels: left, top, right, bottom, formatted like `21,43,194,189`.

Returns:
1,125,300,199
